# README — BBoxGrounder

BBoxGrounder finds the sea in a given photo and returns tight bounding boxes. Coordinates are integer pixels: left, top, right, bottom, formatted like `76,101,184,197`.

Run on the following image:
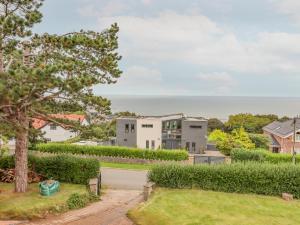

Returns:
107,95,300,121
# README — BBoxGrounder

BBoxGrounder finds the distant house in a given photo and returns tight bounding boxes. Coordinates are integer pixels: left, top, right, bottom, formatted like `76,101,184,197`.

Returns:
263,119,300,154
32,114,88,142
116,113,208,153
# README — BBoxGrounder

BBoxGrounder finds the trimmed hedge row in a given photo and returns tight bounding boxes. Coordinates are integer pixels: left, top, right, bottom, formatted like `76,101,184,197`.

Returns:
0,155,99,184
32,143,189,161
148,163,300,198
231,148,300,164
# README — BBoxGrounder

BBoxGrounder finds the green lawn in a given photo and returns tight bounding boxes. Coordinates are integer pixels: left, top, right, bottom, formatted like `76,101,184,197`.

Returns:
0,182,88,219
101,161,152,170
129,188,300,225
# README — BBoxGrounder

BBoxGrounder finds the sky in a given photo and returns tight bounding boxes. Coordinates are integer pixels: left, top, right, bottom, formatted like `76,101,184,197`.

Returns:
34,0,300,97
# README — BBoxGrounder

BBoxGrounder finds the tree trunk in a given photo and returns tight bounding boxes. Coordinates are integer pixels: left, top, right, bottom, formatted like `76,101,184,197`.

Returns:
15,115,29,193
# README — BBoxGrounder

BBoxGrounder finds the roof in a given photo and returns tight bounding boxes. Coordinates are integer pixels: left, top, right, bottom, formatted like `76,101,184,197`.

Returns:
183,117,207,122
263,119,300,138
117,113,207,122
269,134,280,147
32,114,86,129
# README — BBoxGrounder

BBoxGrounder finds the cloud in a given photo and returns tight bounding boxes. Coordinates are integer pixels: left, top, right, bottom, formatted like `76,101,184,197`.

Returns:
141,0,153,5
97,10,300,75
95,65,167,95
78,0,129,17
271,0,300,24
197,72,237,95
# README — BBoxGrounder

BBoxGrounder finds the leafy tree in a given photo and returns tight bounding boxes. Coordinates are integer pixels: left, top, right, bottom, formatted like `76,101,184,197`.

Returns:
225,113,279,133
231,127,255,150
208,129,227,143
208,118,225,133
248,133,269,149
279,116,291,122
209,128,255,155
0,1,121,192
80,122,115,141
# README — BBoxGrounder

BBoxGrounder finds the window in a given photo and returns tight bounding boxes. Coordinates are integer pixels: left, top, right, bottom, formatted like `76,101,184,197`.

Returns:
125,124,129,133
186,142,190,151
177,120,182,129
146,140,149,149
172,121,177,129
50,124,57,130
131,124,135,133
151,140,155,149
142,124,153,128
296,132,300,142
124,139,127,142
192,142,196,152
190,125,202,129
166,121,170,129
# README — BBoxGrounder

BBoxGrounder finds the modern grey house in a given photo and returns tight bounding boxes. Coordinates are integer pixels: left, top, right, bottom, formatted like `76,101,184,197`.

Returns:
116,113,207,154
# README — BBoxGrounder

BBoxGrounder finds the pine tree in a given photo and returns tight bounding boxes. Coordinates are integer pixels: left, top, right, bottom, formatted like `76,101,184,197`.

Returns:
0,0,122,192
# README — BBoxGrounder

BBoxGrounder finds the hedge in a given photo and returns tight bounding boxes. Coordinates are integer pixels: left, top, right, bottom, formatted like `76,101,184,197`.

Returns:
0,155,99,184
32,143,189,161
148,163,300,198
231,148,300,164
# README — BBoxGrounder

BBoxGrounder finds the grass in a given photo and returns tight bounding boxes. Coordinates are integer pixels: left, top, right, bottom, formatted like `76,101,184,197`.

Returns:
100,161,152,170
129,188,300,225
0,182,88,219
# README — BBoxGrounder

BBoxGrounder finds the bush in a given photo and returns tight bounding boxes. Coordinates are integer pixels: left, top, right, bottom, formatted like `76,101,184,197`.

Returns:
33,143,188,161
67,193,89,209
248,133,270,149
0,155,99,184
148,163,300,198
231,148,300,164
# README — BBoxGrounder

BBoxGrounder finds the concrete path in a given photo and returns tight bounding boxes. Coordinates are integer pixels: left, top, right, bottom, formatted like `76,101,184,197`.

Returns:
23,189,142,225
101,168,148,190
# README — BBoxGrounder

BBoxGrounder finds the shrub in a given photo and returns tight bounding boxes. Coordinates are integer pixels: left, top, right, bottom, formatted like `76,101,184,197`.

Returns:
248,133,270,149
67,193,89,209
0,155,99,184
231,148,300,164
148,163,300,198
231,148,266,162
33,143,188,161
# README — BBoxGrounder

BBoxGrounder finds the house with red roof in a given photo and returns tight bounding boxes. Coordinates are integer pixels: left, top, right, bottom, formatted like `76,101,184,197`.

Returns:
32,114,88,142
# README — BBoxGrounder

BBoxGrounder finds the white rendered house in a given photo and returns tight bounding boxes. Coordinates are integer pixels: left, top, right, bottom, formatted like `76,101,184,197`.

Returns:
32,114,88,142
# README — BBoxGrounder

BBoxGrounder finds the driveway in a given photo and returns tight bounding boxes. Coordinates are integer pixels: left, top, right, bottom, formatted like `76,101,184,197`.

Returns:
101,168,148,190
24,189,143,225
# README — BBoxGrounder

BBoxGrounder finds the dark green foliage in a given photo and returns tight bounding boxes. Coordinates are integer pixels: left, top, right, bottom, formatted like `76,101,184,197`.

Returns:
225,114,279,133
248,133,270,149
0,155,99,184
208,118,225,133
33,143,189,161
67,193,89,209
231,148,300,164
148,163,300,198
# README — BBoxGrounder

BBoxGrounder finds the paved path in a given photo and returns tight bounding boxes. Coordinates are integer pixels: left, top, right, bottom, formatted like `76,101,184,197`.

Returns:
101,168,148,190
24,189,143,225
5,168,148,225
